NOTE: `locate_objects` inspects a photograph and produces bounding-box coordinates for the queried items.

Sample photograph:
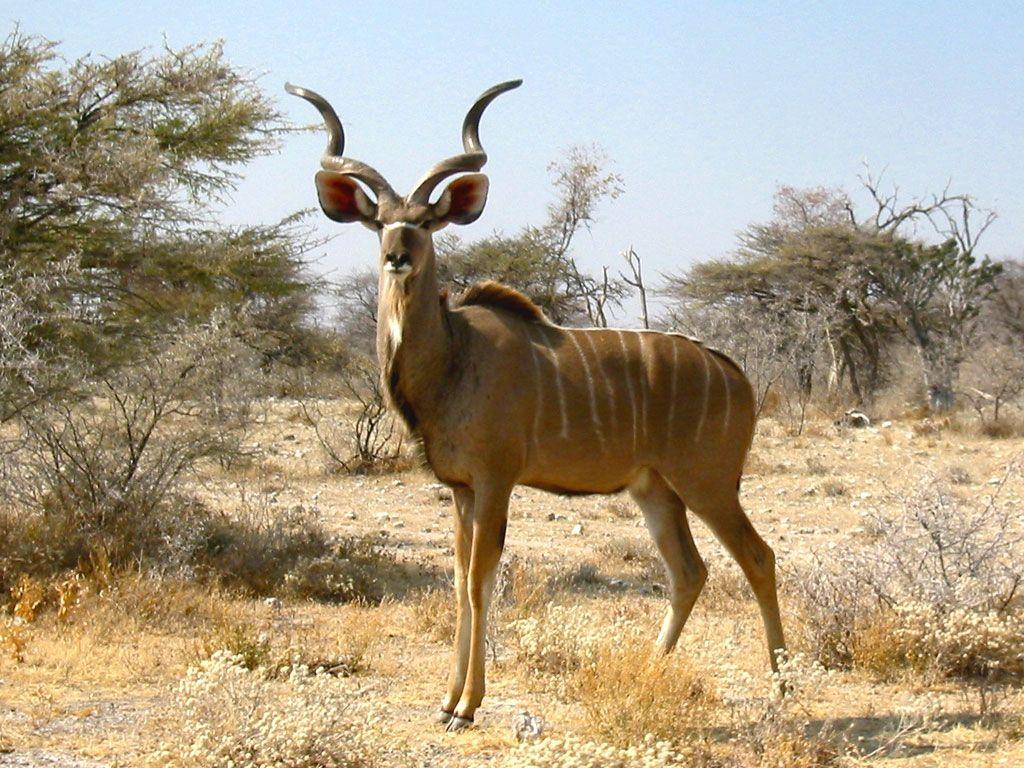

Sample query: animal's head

[286,80,521,286]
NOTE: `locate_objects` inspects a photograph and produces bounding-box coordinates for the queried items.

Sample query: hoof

[446,715,474,732]
[436,709,454,725]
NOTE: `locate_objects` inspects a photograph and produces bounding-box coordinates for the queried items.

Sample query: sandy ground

[1,405,1022,766]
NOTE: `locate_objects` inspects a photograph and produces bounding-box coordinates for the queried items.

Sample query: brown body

[288,79,786,729]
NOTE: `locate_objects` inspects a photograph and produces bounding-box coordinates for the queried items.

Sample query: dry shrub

[794,474,1024,685]
[411,558,556,649]
[152,650,382,767]
[198,605,384,678]
[701,560,751,607]
[572,641,715,747]
[508,602,611,678]
[205,516,417,603]
[605,499,633,519]
[724,652,837,768]
[0,323,260,590]
[502,734,693,768]
[298,355,409,475]
[0,618,28,662]
[496,556,560,622]
[978,417,1024,439]
[1,487,415,622]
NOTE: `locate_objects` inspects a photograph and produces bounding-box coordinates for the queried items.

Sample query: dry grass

[408,587,458,644]
[151,651,384,767]
[597,537,661,583]
[570,641,715,747]
[3,407,1024,766]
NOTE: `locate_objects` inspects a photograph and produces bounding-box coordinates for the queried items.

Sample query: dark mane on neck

[455,281,550,324]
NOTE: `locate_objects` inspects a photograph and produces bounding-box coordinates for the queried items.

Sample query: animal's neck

[377,263,453,430]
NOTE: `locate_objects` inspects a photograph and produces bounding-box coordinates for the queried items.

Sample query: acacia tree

[869,238,1000,410]
[664,187,895,406]
[0,30,316,417]
[437,144,627,324]
[665,180,1000,411]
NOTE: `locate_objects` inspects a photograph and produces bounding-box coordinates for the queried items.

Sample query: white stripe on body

[582,331,616,434]
[527,333,544,453]
[616,330,640,452]
[636,332,651,447]
[666,338,679,450]
[694,347,711,443]
[566,330,607,451]
[538,327,569,439]
[709,352,731,438]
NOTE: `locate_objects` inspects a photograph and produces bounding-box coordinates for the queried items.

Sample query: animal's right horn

[285,83,399,203]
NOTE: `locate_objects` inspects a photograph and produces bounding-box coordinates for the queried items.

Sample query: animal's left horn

[408,79,522,205]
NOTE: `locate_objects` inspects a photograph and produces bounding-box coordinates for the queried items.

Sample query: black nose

[385,251,410,268]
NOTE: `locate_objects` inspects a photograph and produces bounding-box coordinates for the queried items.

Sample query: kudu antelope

[287,79,785,729]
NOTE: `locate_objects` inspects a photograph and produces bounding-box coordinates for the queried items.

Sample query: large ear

[314,171,377,223]
[434,173,489,225]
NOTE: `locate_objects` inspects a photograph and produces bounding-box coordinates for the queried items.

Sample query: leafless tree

[619,247,649,329]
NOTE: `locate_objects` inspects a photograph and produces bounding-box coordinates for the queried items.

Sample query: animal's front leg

[439,486,473,724]
[447,480,511,731]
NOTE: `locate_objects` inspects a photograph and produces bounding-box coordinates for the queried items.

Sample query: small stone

[570,524,584,536]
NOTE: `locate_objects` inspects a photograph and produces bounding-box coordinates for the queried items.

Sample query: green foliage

[0,30,319,412]
[437,144,626,324]
[666,183,1003,410]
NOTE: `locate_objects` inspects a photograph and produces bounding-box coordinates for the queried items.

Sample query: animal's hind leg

[629,469,707,653]
[687,488,786,671]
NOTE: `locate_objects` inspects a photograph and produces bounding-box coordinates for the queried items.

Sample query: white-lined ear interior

[315,171,377,223]
[434,173,489,225]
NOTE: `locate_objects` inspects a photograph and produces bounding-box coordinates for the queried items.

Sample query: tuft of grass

[822,480,847,498]
[979,418,1024,439]
[597,537,662,583]
[946,464,974,486]
[571,642,715,747]
[605,499,633,520]
[804,456,829,476]
[408,588,457,644]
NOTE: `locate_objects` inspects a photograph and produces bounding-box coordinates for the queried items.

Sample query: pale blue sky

[7,2,1023,318]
